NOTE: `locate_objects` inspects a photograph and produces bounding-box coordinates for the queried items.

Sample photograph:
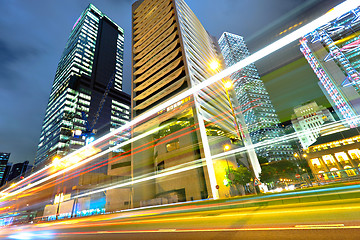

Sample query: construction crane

[78,72,116,144]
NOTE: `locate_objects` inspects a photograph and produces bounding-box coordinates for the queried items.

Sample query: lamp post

[294,152,313,185]
[212,60,260,194]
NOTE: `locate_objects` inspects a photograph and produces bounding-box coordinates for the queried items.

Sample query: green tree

[225,165,252,195]
[260,165,278,183]
[274,160,298,180]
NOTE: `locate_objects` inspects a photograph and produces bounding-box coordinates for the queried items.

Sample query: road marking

[158,229,176,232]
[51,225,360,236]
[295,224,345,229]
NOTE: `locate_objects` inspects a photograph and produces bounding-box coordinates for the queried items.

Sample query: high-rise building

[0,163,12,187]
[300,7,360,127]
[130,0,260,204]
[218,32,294,162]
[7,161,30,182]
[0,153,10,186]
[291,101,336,149]
[35,4,130,166]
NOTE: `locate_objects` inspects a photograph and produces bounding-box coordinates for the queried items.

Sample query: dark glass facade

[35,4,130,166]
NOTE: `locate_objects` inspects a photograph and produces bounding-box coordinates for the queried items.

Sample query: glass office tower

[130,0,261,205]
[0,153,10,186]
[219,32,294,162]
[300,7,360,127]
[35,4,130,166]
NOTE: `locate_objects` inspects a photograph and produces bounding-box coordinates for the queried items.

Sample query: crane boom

[89,72,116,131]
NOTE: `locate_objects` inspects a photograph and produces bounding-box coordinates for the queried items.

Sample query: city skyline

[1,0,338,164]
[1,0,360,236]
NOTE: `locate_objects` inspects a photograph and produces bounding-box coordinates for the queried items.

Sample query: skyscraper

[218,32,294,162]
[291,101,336,149]
[35,4,130,166]
[7,161,30,182]
[0,153,10,186]
[300,7,360,127]
[130,0,260,204]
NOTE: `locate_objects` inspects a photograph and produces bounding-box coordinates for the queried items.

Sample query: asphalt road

[3,195,360,240]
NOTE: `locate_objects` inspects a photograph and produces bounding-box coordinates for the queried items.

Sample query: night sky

[0,0,342,164]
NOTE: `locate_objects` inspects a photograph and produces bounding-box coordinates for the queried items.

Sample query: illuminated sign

[157,96,191,115]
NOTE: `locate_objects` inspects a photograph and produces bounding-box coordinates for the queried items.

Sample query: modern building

[300,7,360,127]
[292,101,336,149]
[0,164,12,187]
[0,153,10,187]
[7,161,30,182]
[35,4,130,166]
[218,32,294,162]
[305,127,360,181]
[129,0,261,205]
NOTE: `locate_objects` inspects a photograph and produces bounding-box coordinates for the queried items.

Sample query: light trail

[74,115,360,200]
[0,125,165,201]
[0,0,359,202]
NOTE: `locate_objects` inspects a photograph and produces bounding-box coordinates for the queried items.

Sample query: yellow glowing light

[223,144,231,151]
[224,81,233,89]
[209,60,220,71]
[303,154,307,158]
[294,153,299,157]
[52,156,61,165]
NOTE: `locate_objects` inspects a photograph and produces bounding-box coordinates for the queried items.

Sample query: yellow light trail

[0,0,359,202]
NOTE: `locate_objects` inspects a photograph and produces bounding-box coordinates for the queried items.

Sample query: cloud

[0,39,41,91]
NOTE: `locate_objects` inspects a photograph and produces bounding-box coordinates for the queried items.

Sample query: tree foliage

[260,165,277,183]
[226,165,252,186]
[260,160,299,183]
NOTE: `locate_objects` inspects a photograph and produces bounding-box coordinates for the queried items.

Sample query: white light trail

[1,0,359,200]
[73,116,360,200]
[0,125,164,200]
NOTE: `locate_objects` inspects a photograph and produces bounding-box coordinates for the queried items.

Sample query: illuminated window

[322,155,336,165]
[330,168,340,178]
[310,158,321,168]
[344,166,356,176]
[318,170,328,180]
[166,140,180,152]
[348,149,360,159]
[335,152,349,163]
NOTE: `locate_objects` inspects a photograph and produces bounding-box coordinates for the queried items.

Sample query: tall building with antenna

[35,4,130,166]
[219,32,294,162]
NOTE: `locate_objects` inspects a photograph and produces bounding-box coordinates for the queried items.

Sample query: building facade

[7,161,30,182]
[129,0,260,205]
[292,101,336,149]
[300,7,360,127]
[218,32,294,162]
[0,153,10,187]
[35,4,130,166]
[305,127,360,181]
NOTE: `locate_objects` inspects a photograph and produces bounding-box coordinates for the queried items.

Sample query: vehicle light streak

[0,0,358,202]
[0,126,164,201]
[2,100,237,199]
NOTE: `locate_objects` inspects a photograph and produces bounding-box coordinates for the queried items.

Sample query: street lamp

[223,144,231,152]
[224,81,233,90]
[209,60,220,71]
